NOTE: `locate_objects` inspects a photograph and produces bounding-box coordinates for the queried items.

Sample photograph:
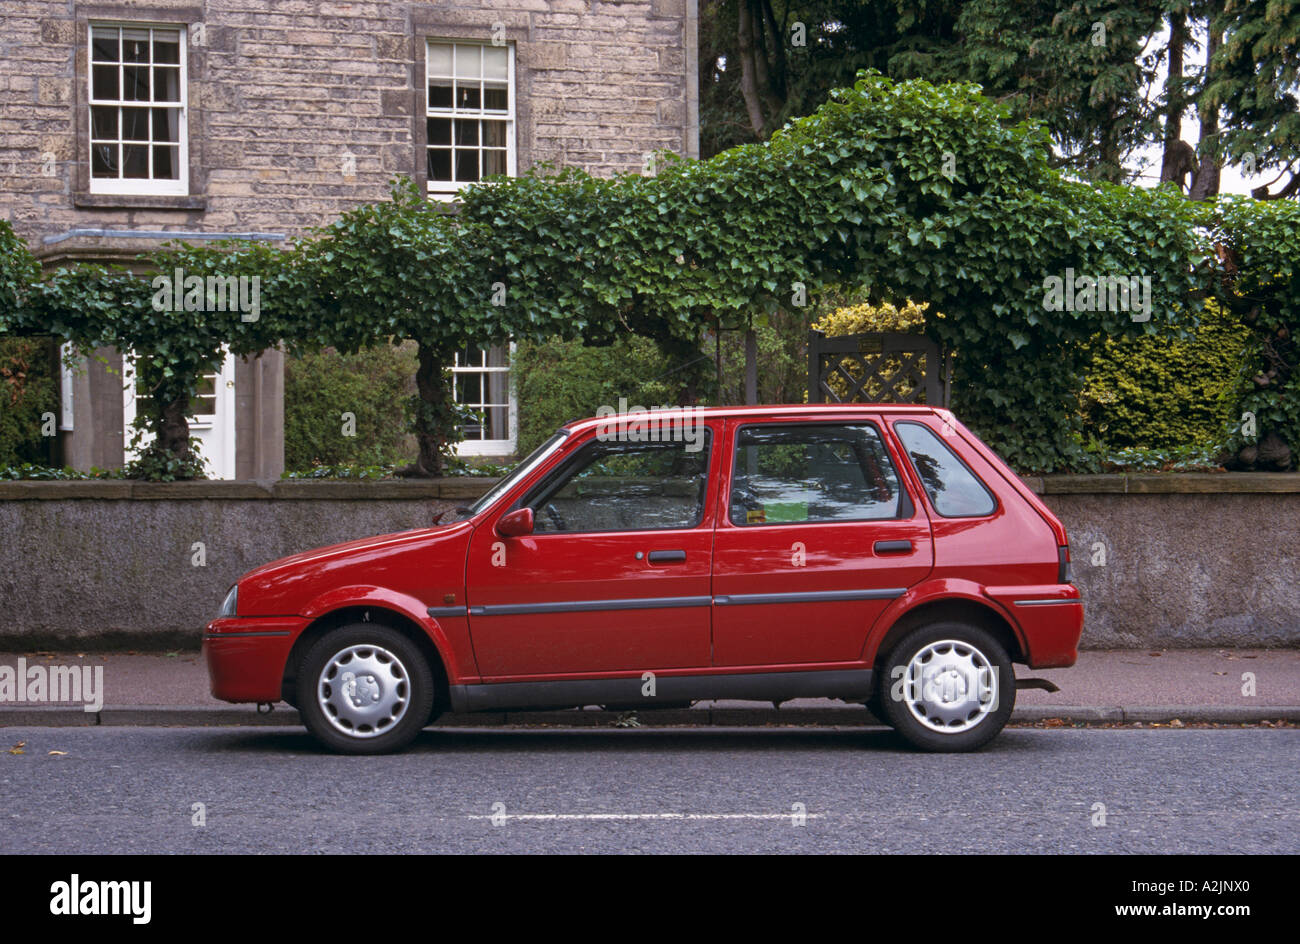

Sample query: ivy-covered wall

[3,73,1298,478]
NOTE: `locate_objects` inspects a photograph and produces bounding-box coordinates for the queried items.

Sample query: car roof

[563,403,944,436]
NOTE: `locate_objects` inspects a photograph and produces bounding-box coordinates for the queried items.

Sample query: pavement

[1,648,1297,727]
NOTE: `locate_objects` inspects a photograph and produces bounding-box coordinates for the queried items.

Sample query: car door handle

[874,540,913,554]
[647,550,687,563]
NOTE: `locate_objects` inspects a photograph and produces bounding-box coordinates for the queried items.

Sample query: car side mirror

[496,507,534,538]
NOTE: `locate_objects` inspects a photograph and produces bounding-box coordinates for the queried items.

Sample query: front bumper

[203,616,307,703]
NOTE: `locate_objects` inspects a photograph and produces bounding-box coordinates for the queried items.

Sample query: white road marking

[468,812,824,821]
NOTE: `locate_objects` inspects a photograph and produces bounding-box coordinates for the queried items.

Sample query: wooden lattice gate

[807,330,950,406]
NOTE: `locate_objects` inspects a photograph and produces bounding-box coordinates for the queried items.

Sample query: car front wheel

[298,624,435,755]
[879,622,1015,752]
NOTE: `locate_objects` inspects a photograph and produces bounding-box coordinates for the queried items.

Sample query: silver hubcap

[901,639,999,733]
[317,644,410,738]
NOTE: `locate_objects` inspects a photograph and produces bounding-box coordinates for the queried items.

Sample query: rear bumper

[984,584,1083,669]
[203,616,306,703]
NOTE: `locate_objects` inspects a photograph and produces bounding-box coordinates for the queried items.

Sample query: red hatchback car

[205,405,1082,754]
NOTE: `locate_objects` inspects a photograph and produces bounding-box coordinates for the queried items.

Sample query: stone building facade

[0,0,700,476]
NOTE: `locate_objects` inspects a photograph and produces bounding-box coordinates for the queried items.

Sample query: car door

[465,425,720,679]
[711,416,934,668]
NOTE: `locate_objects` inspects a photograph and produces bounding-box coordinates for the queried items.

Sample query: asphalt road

[1,726,1296,854]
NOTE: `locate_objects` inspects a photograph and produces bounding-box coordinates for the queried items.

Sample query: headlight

[218,585,238,618]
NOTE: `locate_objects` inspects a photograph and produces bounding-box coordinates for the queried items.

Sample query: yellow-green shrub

[1078,301,1248,449]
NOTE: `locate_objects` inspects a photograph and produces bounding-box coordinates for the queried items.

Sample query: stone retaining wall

[1,474,1296,649]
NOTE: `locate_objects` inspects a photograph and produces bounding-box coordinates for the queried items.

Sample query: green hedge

[283,344,417,471]
[513,336,681,456]
[1079,302,1249,450]
[0,338,58,467]
[1216,197,1300,470]
[5,72,1300,476]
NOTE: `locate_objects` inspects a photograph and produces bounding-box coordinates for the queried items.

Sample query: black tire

[878,621,1015,752]
[297,624,435,755]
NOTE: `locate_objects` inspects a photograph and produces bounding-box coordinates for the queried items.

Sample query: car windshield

[441,431,569,522]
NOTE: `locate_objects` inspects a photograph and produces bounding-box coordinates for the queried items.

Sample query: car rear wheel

[298,624,434,755]
[878,622,1015,752]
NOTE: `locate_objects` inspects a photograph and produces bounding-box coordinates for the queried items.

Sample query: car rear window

[729,423,905,525]
[894,421,997,518]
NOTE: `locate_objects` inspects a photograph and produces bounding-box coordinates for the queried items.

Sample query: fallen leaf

[1169,719,1184,728]
[48,750,67,756]
[6,741,26,755]
[1148,651,1162,657]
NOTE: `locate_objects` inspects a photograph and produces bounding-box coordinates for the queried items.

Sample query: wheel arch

[281,605,452,712]
[866,596,1025,670]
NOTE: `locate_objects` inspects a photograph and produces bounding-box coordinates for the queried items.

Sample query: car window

[455,431,567,520]
[729,423,903,525]
[894,421,997,517]
[525,433,712,533]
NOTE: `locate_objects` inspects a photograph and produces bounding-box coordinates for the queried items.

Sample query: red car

[205,405,1082,754]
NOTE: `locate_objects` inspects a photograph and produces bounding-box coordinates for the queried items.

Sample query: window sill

[457,441,517,457]
[74,192,207,211]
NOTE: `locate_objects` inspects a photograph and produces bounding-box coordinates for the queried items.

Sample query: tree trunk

[1188,26,1222,201]
[744,327,758,404]
[1098,112,1124,183]
[1251,171,1300,200]
[657,332,708,405]
[736,0,768,137]
[760,0,787,101]
[1159,11,1187,184]
[409,340,452,478]
[713,320,724,400]
[155,393,192,461]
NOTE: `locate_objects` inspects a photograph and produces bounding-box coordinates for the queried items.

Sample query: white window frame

[424,39,516,200]
[87,21,189,196]
[452,343,517,457]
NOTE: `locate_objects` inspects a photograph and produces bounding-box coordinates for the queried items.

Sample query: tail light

[1058,546,1072,584]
